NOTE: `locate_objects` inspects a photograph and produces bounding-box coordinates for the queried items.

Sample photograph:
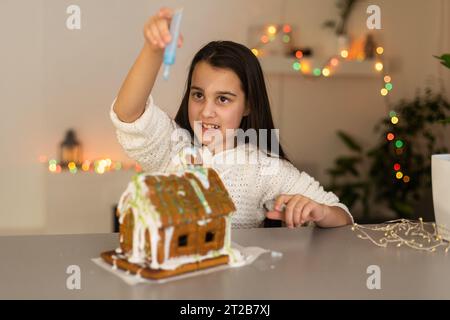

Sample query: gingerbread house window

[205,231,215,243]
[178,234,188,247]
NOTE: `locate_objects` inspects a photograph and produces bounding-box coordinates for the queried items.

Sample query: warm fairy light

[357,53,365,61]
[389,111,397,117]
[260,35,269,44]
[282,35,290,43]
[396,171,404,179]
[403,176,410,183]
[394,163,401,171]
[300,61,311,73]
[395,140,404,148]
[56,165,62,173]
[391,116,399,124]
[351,219,450,252]
[68,162,76,170]
[282,24,292,33]
[295,50,303,59]
[381,88,388,96]
[313,68,321,76]
[251,48,259,56]
[340,50,349,58]
[82,161,90,171]
[115,162,122,171]
[49,163,57,172]
[384,75,392,83]
[322,68,331,77]
[330,58,339,67]
[385,83,393,91]
[292,62,301,71]
[387,133,395,141]
[376,47,384,55]
[375,62,384,71]
[267,25,277,35]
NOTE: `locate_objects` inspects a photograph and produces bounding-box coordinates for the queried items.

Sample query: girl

[111,7,353,229]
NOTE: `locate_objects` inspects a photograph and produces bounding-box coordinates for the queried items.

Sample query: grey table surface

[1,226,449,299]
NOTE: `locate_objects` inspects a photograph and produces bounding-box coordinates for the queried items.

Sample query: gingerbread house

[101,166,236,279]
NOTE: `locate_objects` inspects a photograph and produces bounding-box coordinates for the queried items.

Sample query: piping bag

[163,8,183,80]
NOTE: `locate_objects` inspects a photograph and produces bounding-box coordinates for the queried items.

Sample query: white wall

[1,0,449,233]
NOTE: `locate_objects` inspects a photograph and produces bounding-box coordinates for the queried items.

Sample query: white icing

[197,218,212,226]
[164,226,174,261]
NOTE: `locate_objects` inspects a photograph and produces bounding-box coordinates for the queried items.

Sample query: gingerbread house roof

[140,167,235,227]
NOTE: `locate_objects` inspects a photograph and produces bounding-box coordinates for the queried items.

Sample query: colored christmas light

[251,48,259,56]
[394,163,401,171]
[385,83,393,91]
[292,62,301,71]
[381,88,388,96]
[282,35,290,43]
[387,133,395,141]
[391,116,399,124]
[282,24,292,33]
[375,62,384,71]
[267,25,277,35]
[340,50,349,58]
[295,50,303,59]
[384,75,391,83]
[322,68,331,77]
[395,140,404,148]
[376,47,384,55]
[313,68,321,76]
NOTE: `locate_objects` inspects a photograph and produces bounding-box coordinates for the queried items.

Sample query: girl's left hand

[266,194,327,228]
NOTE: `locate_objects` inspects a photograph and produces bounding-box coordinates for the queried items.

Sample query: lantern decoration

[60,129,82,166]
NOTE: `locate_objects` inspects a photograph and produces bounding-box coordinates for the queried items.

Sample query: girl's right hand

[143,7,184,51]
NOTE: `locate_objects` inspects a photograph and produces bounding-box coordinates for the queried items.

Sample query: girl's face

[188,61,249,151]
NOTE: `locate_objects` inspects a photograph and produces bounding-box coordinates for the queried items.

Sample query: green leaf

[434,54,450,69]
[438,117,450,124]
[391,201,414,218]
[337,131,362,152]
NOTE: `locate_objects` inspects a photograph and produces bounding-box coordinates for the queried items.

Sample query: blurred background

[1,0,449,235]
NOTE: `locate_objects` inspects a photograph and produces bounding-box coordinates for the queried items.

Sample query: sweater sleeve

[110,94,191,173]
[259,156,353,223]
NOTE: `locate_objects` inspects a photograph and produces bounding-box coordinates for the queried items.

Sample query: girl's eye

[192,92,203,100]
[218,96,230,104]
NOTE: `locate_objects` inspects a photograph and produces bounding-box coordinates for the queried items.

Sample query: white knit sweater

[110,95,352,229]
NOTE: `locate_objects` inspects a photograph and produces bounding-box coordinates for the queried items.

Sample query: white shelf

[259,56,380,77]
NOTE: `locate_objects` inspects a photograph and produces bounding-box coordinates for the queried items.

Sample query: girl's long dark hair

[174,40,289,161]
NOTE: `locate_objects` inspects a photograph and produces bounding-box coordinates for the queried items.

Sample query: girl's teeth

[203,124,219,129]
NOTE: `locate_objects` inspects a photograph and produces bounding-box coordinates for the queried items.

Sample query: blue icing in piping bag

[163,8,183,80]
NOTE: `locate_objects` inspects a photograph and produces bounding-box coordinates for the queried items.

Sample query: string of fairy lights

[251,24,406,184]
[40,156,142,175]
[352,218,450,252]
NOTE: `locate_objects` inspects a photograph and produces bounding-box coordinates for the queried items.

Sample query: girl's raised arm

[113,7,183,123]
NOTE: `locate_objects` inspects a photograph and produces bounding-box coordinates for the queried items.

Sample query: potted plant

[323,0,359,54]
[432,53,450,240]
[327,89,450,224]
